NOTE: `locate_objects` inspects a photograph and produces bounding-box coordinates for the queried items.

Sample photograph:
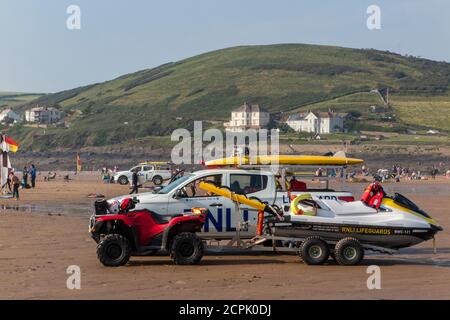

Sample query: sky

[1,0,449,93]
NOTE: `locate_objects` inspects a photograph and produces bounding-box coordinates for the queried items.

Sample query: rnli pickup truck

[113,162,172,186]
[104,168,355,239]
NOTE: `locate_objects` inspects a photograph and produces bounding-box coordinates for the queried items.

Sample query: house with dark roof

[286,110,344,134]
[224,102,270,132]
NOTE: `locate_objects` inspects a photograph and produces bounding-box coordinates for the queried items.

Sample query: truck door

[224,173,271,236]
[134,166,146,185]
[167,174,225,234]
[142,165,154,182]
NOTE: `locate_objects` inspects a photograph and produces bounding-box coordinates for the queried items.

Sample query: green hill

[6,43,450,150]
[0,92,43,109]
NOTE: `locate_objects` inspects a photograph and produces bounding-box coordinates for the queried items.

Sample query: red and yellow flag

[2,136,19,153]
[76,153,82,172]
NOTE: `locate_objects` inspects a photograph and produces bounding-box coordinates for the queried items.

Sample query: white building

[224,102,270,132]
[25,106,64,124]
[286,111,344,134]
[0,108,22,123]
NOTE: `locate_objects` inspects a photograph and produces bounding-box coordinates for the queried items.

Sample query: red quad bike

[89,198,206,267]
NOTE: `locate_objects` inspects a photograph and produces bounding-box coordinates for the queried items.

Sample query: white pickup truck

[113,162,172,186]
[107,168,356,239]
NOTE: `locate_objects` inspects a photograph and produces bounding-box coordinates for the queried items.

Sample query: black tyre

[170,232,203,265]
[299,236,330,265]
[97,234,131,267]
[334,237,364,266]
[118,176,128,185]
[152,175,163,185]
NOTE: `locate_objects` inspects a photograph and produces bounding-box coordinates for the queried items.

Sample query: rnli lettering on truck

[184,208,250,232]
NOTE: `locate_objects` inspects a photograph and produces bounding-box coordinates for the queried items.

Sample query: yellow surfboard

[204,155,364,167]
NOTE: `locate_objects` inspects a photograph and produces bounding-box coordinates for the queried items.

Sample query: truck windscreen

[157,174,193,194]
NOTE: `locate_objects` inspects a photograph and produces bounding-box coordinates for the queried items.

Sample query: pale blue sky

[1,0,449,93]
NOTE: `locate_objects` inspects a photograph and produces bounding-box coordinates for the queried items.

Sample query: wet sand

[0,173,449,299]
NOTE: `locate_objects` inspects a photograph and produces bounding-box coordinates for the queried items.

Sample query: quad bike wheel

[334,237,364,266]
[97,234,131,267]
[170,232,204,265]
[299,236,330,265]
[118,176,128,185]
[152,175,163,185]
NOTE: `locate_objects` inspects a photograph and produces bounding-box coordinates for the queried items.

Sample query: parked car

[113,162,172,185]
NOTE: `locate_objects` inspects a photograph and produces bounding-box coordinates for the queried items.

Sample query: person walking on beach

[6,172,13,193]
[11,172,20,200]
[30,164,37,188]
[129,169,139,194]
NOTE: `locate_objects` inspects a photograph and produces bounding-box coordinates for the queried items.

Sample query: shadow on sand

[127,258,286,267]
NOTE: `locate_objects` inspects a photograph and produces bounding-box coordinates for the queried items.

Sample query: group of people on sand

[101,167,118,184]
[6,164,37,200]
[351,163,449,183]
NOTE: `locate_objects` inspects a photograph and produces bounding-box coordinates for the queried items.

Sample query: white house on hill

[25,106,64,124]
[0,108,22,123]
[224,102,270,132]
[286,110,344,134]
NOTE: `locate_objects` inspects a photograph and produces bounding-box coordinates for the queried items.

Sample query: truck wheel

[334,237,364,266]
[299,236,330,265]
[170,232,203,265]
[152,175,163,185]
[118,176,128,185]
[97,234,131,267]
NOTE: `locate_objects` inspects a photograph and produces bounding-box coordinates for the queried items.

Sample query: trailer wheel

[334,237,364,266]
[299,236,330,265]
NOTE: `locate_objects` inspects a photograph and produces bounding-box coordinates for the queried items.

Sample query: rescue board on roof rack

[204,154,364,167]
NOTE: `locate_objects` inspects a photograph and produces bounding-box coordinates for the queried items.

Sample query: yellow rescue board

[205,155,364,167]
[139,161,172,165]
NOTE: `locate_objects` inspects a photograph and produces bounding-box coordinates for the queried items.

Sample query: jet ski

[269,181,442,264]
[198,181,443,266]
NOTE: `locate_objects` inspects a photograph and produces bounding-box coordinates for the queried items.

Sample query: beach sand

[0,173,449,299]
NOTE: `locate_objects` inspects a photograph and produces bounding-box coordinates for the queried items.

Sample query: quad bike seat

[150,211,183,224]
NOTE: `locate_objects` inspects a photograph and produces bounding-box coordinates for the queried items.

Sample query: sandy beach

[0,172,449,299]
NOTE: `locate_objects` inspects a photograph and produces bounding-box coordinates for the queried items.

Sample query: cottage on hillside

[224,102,270,132]
[286,110,345,134]
[25,106,64,124]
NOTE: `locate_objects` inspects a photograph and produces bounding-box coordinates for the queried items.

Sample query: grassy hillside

[0,92,43,109]
[7,44,450,150]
